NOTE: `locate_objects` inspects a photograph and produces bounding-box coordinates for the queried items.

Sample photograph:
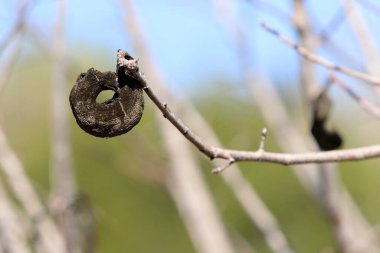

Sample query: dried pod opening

[96,90,118,104]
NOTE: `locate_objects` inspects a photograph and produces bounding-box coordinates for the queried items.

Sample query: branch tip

[258,128,268,151]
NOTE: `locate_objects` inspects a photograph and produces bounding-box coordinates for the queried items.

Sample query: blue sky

[1,0,380,90]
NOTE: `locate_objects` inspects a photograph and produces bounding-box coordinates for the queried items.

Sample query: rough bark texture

[69,68,144,137]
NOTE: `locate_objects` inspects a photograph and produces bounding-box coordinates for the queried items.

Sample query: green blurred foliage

[0,56,379,253]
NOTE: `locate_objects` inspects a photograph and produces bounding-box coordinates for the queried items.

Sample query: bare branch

[330,73,380,119]
[261,22,380,86]
[118,53,380,166]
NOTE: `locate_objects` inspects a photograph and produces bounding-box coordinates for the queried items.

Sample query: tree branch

[117,51,380,167]
[330,73,380,120]
[261,22,380,86]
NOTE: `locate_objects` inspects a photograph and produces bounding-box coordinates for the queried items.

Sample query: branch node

[161,103,169,118]
[209,152,217,161]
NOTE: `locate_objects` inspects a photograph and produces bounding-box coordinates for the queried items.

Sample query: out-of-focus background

[1,0,380,252]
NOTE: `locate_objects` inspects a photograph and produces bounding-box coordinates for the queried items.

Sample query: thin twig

[261,22,380,86]
[212,158,235,174]
[329,73,380,119]
[249,0,359,68]
[118,54,380,166]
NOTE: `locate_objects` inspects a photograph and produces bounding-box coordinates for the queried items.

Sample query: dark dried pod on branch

[311,92,342,151]
[69,68,144,137]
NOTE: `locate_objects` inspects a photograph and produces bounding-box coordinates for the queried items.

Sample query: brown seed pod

[69,68,144,137]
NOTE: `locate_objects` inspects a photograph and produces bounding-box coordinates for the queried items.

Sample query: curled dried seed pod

[311,92,342,151]
[69,68,144,137]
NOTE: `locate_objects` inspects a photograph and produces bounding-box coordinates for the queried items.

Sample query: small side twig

[212,158,235,174]
[261,22,380,86]
[117,51,380,166]
[258,128,268,151]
